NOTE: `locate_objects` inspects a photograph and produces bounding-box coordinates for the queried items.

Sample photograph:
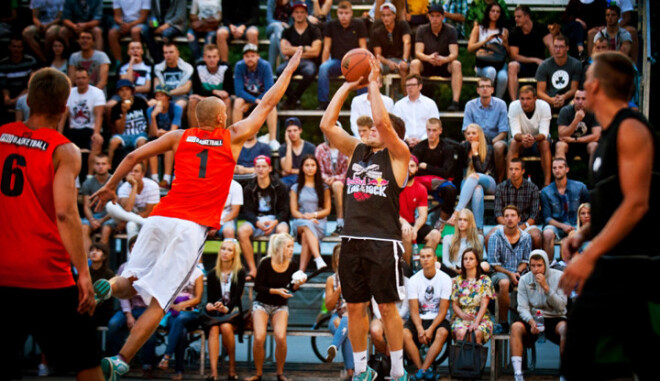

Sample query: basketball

[341,48,374,83]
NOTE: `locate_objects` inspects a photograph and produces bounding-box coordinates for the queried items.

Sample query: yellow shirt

[407,0,429,16]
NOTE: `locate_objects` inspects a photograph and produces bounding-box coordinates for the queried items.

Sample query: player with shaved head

[89,48,303,381]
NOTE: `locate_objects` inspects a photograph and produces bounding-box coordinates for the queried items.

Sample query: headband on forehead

[410,155,419,165]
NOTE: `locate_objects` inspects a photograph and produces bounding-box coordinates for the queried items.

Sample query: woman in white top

[467,2,509,98]
[442,209,488,277]
[49,37,69,73]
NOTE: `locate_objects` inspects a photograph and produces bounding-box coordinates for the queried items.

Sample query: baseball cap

[428,3,445,14]
[380,2,396,14]
[254,155,272,166]
[116,79,135,91]
[291,1,308,11]
[285,117,302,128]
[154,84,171,97]
[243,43,259,54]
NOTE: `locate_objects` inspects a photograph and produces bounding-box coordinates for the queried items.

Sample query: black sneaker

[447,101,461,111]
[331,225,343,236]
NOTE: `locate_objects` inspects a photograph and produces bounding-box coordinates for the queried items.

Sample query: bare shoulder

[618,118,654,152]
[53,142,81,170]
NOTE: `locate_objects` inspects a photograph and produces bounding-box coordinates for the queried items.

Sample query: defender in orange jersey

[0,68,104,380]
[89,48,303,380]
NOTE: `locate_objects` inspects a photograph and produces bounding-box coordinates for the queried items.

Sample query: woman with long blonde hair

[448,123,496,230]
[204,239,246,381]
[248,233,305,381]
[442,209,486,277]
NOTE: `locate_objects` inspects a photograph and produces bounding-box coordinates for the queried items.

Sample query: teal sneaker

[94,279,112,304]
[391,370,410,381]
[101,356,129,381]
[353,366,378,381]
[423,368,435,381]
[412,369,425,381]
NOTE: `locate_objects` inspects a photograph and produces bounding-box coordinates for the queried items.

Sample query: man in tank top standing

[320,58,411,381]
[89,48,303,381]
[559,52,659,380]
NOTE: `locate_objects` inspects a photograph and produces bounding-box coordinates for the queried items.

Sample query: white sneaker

[37,363,49,377]
[514,372,525,381]
[269,139,281,151]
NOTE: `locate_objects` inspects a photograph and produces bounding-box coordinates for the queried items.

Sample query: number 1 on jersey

[196,149,208,178]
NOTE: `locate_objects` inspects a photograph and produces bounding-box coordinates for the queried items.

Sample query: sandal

[244,375,261,381]
[277,375,292,381]
[157,356,170,370]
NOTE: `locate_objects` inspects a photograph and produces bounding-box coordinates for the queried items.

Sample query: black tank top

[342,144,403,240]
[590,108,659,256]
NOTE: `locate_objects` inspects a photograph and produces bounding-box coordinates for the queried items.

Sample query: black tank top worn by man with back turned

[342,143,404,241]
[590,108,659,257]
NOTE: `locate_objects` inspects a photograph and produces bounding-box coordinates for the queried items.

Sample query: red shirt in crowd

[398,179,428,224]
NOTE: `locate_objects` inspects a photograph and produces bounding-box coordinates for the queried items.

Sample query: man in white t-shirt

[507,85,552,186]
[209,180,243,239]
[403,247,452,381]
[392,74,440,147]
[105,162,160,241]
[108,0,150,63]
[349,75,394,137]
[59,66,106,175]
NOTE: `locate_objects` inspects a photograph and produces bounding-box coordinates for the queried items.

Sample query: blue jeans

[276,58,317,100]
[164,310,200,372]
[107,308,157,365]
[328,314,354,370]
[267,22,286,70]
[187,29,216,60]
[318,59,343,103]
[141,25,182,63]
[476,63,508,99]
[456,173,496,229]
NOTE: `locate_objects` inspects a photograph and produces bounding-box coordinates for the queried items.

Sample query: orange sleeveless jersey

[151,128,236,228]
[0,122,75,289]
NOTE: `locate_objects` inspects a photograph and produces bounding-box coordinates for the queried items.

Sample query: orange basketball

[341,48,374,83]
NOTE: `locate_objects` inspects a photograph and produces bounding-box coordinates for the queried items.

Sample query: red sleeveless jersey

[152,128,236,228]
[0,122,75,289]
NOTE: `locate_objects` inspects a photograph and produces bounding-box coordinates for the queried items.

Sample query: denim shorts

[252,301,288,317]
[112,132,148,149]
[543,224,575,240]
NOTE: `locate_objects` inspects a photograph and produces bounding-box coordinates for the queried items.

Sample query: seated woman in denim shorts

[249,233,307,381]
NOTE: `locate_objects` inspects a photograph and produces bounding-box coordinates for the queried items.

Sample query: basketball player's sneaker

[101,356,129,381]
[391,370,410,381]
[94,279,112,304]
[353,367,377,381]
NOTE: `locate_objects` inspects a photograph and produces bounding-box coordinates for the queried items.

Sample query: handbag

[475,43,507,71]
[448,331,489,379]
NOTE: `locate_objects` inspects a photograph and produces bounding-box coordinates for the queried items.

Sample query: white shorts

[121,216,207,310]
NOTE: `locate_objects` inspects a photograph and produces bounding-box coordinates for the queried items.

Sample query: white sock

[163,174,171,183]
[353,351,367,374]
[390,349,404,378]
[337,218,344,226]
[512,356,523,374]
[314,257,326,269]
[151,174,159,182]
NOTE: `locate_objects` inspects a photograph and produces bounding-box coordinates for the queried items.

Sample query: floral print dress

[450,274,494,342]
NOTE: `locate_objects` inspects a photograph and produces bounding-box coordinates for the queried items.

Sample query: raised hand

[284,46,303,74]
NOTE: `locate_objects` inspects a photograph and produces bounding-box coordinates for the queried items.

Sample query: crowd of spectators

[1,0,640,379]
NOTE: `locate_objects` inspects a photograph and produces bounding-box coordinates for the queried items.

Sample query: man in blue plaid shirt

[487,204,532,333]
[443,0,469,38]
[490,158,542,250]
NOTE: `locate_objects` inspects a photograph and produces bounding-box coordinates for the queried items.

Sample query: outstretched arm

[368,57,410,186]
[319,80,363,158]
[90,130,183,210]
[230,48,302,147]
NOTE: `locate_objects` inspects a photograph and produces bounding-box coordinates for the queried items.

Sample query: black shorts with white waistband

[338,237,405,304]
